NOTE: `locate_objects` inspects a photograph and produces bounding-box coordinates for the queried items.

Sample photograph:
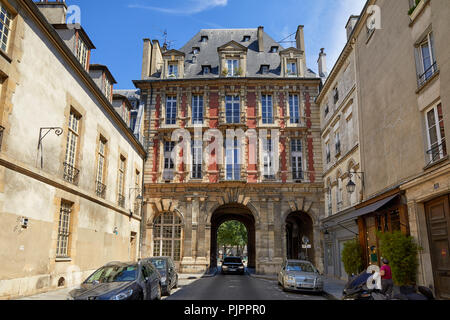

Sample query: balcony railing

[96,181,106,198]
[118,194,125,208]
[292,171,305,182]
[426,141,447,166]
[0,125,4,151]
[63,162,80,185]
[418,62,438,88]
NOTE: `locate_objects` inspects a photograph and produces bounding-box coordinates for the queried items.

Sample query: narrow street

[165,274,329,301]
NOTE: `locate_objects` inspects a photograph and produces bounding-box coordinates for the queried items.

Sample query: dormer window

[192,47,200,54]
[200,36,208,43]
[76,36,89,70]
[261,65,270,75]
[168,62,178,78]
[270,46,279,53]
[243,35,251,42]
[202,65,211,75]
[287,60,297,76]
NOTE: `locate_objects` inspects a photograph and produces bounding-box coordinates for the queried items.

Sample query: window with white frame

[191,140,202,179]
[417,32,437,87]
[96,137,107,198]
[425,103,447,163]
[118,155,126,208]
[76,35,89,70]
[263,138,275,179]
[64,111,81,184]
[335,131,341,156]
[153,212,182,262]
[103,78,112,102]
[327,187,333,216]
[261,94,274,124]
[56,200,73,258]
[287,60,297,76]
[291,139,303,180]
[325,141,331,164]
[289,94,300,124]
[336,177,343,212]
[168,62,178,78]
[227,59,240,76]
[192,95,204,124]
[226,138,240,181]
[163,141,175,180]
[0,4,12,52]
[225,95,240,124]
[166,96,177,125]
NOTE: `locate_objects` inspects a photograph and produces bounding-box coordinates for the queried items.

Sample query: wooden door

[425,195,450,299]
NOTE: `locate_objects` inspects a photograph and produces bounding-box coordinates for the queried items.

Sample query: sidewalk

[249,273,346,300]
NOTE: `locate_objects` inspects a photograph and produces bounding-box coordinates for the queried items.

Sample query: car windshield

[286,262,317,273]
[85,265,138,283]
[224,258,242,264]
[150,259,167,270]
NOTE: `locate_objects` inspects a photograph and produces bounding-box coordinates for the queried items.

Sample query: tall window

[263,138,275,179]
[168,63,178,78]
[64,111,81,184]
[56,201,73,258]
[192,141,202,179]
[226,95,240,124]
[327,187,333,216]
[103,79,112,102]
[291,139,303,180]
[336,177,343,212]
[226,138,240,181]
[166,96,177,125]
[153,212,182,262]
[118,156,126,208]
[227,59,240,76]
[261,95,274,124]
[96,137,107,198]
[134,170,141,216]
[335,131,341,155]
[325,142,331,164]
[426,103,447,163]
[287,61,297,76]
[0,4,12,52]
[289,94,300,124]
[192,95,204,124]
[418,32,437,87]
[163,141,175,181]
[76,36,88,70]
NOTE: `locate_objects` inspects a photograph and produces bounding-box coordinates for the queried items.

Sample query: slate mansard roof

[148,28,317,80]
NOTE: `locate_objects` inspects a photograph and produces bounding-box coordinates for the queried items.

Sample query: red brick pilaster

[246,90,257,183]
[208,91,219,183]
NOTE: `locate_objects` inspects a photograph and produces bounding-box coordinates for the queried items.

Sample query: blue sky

[68,0,366,89]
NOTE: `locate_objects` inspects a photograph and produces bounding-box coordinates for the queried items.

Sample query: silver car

[278,260,324,293]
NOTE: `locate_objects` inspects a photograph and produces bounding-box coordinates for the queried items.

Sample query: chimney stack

[35,0,68,24]
[318,48,327,80]
[257,26,264,52]
[141,39,152,79]
[295,25,305,52]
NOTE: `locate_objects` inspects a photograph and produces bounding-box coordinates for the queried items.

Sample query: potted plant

[341,238,364,280]
[377,231,421,290]
[235,67,243,76]
[222,68,229,77]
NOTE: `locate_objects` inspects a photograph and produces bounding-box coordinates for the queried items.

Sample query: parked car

[145,257,178,296]
[68,261,162,300]
[221,257,246,275]
[278,260,324,293]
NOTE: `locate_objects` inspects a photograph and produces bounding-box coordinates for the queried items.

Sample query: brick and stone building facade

[134,27,325,274]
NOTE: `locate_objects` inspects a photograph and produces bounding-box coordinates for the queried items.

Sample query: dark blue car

[68,261,162,300]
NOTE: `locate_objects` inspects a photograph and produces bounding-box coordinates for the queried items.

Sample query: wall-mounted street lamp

[346,171,365,195]
[37,127,64,169]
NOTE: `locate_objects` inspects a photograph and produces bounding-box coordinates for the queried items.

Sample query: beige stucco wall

[0,0,144,299]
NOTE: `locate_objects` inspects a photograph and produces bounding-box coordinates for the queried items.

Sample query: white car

[278,260,324,293]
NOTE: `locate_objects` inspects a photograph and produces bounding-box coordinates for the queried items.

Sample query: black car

[68,261,162,300]
[145,257,178,296]
[221,257,245,275]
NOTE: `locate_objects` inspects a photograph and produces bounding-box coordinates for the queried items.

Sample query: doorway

[285,211,314,264]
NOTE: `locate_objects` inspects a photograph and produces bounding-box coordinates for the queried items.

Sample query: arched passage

[210,204,256,269]
[285,211,314,264]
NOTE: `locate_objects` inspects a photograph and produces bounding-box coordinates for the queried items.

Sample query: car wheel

[163,285,171,296]
[173,276,178,289]
[282,280,288,292]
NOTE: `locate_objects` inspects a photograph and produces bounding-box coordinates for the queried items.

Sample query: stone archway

[285,211,315,264]
[210,203,256,269]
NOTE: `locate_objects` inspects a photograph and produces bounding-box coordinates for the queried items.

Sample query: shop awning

[328,194,399,226]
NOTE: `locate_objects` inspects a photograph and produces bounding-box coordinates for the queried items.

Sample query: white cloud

[129,0,228,15]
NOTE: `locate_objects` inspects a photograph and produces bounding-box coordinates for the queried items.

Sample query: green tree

[377,231,421,286]
[217,221,248,257]
[341,238,364,276]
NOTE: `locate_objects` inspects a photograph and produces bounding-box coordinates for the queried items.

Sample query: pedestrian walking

[380,258,394,298]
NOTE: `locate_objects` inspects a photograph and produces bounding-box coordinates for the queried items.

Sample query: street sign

[302,245,312,249]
